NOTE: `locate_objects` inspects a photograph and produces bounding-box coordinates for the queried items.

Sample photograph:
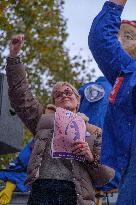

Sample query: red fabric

[121,20,136,29]
[109,76,124,104]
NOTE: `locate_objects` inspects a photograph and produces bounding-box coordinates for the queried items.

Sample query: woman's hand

[71,140,94,162]
[9,34,24,57]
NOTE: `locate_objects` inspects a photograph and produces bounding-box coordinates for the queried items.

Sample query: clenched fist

[9,34,24,58]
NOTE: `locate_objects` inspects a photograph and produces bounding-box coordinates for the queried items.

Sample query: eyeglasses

[54,89,74,99]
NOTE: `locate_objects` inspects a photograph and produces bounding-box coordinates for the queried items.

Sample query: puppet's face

[118,23,136,58]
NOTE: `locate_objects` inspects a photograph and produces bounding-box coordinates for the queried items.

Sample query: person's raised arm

[88,0,133,85]
[6,34,44,135]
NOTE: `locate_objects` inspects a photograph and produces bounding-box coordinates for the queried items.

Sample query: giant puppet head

[118,20,136,58]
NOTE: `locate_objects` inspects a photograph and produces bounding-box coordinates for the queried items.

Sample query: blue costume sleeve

[88,1,133,85]
[17,140,33,169]
[0,170,30,192]
[8,140,33,172]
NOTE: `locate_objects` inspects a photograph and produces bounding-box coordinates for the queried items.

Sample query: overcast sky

[63,0,136,78]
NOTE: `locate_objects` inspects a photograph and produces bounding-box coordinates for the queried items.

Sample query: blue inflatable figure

[78,76,121,192]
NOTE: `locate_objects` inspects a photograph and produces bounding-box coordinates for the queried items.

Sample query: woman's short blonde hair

[50,81,80,105]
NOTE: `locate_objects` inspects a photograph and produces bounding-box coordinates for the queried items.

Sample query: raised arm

[6,35,44,135]
[88,0,133,85]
